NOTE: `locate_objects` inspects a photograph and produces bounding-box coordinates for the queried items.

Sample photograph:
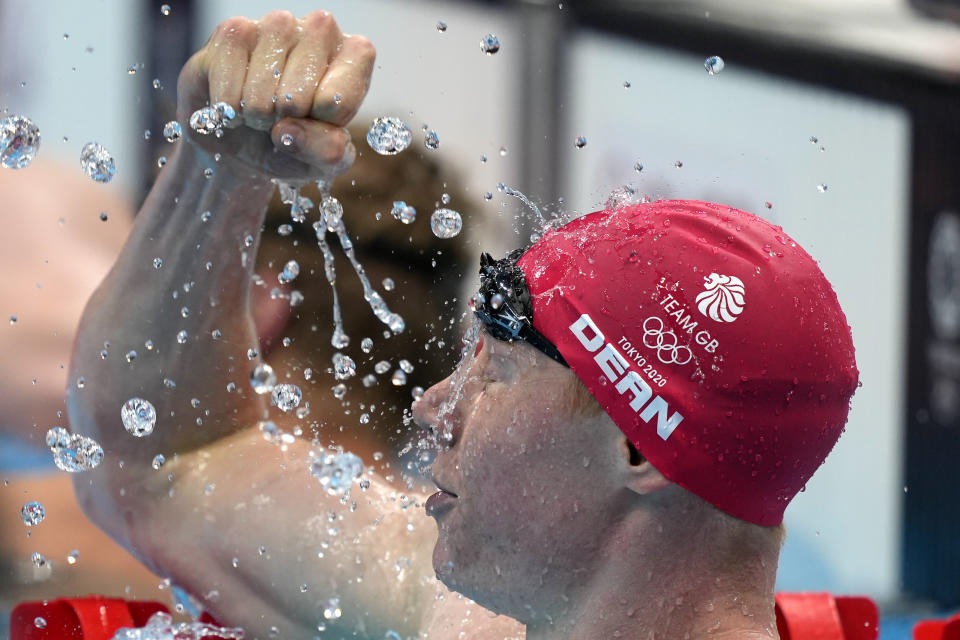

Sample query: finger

[177,18,256,122]
[271,118,355,172]
[241,10,299,131]
[207,17,257,120]
[310,34,376,127]
[275,10,341,121]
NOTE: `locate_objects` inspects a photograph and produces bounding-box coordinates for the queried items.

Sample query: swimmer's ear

[620,439,672,495]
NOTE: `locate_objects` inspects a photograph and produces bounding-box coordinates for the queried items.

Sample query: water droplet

[46,426,104,472]
[0,115,40,169]
[153,257,163,269]
[499,146,508,157]
[382,278,395,291]
[100,212,108,221]
[362,374,377,387]
[704,55,725,75]
[176,330,188,344]
[623,80,632,89]
[809,135,819,144]
[366,117,412,155]
[246,348,259,360]
[250,363,276,394]
[280,132,294,147]
[333,93,343,105]
[424,130,439,150]
[20,501,45,526]
[271,384,302,412]
[390,200,416,224]
[333,352,357,380]
[574,135,587,148]
[411,386,425,401]
[160,4,171,15]
[634,162,644,173]
[436,20,447,32]
[152,78,162,89]
[279,259,300,283]
[144,129,152,140]
[312,453,363,496]
[121,398,157,437]
[80,142,116,183]
[34,617,47,629]
[430,208,462,239]
[152,454,165,470]
[163,121,182,142]
[76,377,85,389]
[67,550,79,564]
[125,350,137,362]
[480,34,500,54]
[391,369,407,386]
[277,223,292,236]
[374,360,391,375]
[765,201,773,209]
[300,583,309,593]
[359,413,370,424]
[320,195,343,231]
[817,183,828,193]
[490,293,504,309]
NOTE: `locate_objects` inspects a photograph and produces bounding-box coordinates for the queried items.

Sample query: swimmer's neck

[522,515,781,640]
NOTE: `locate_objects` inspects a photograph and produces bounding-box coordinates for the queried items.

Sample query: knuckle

[350,35,376,62]
[303,9,337,32]
[216,16,255,42]
[260,10,297,33]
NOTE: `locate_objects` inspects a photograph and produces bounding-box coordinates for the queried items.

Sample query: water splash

[433,314,483,441]
[480,34,500,54]
[0,115,40,169]
[430,208,463,239]
[121,398,156,437]
[271,384,302,412]
[45,426,104,472]
[366,117,412,155]
[20,501,45,526]
[318,187,406,334]
[704,55,725,75]
[110,611,244,640]
[80,142,116,183]
[310,450,363,495]
[497,182,548,229]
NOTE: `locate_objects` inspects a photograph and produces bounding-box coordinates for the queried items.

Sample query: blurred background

[1,0,958,638]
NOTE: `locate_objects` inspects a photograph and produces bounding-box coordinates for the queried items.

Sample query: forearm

[67,142,275,533]
[141,428,437,639]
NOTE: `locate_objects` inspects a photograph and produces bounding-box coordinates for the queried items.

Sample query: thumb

[271,118,356,177]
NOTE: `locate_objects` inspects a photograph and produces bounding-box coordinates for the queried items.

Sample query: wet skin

[415,330,638,624]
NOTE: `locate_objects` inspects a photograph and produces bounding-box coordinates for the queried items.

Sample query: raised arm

[66,11,443,638]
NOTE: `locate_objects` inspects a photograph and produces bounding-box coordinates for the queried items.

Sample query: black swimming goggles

[471,250,569,368]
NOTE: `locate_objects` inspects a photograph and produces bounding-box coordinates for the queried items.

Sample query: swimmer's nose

[412,374,461,446]
[412,376,447,433]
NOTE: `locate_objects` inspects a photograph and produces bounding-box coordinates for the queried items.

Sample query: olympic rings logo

[642,317,694,366]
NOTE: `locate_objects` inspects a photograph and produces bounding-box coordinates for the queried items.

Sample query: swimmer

[69,11,857,639]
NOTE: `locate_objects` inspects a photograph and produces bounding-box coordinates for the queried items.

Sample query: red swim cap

[517,200,859,526]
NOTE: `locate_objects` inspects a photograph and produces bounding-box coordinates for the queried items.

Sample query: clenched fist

[177,10,375,181]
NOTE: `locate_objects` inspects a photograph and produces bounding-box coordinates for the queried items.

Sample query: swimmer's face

[413,329,634,622]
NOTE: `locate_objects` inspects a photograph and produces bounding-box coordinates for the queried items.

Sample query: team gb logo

[695,273,746,323]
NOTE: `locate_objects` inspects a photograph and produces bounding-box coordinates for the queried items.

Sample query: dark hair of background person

[254,125,476,462]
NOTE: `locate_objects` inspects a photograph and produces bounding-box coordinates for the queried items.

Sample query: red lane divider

[774,592,879,640]
[10,597,226,640]
[915,612,960,640]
